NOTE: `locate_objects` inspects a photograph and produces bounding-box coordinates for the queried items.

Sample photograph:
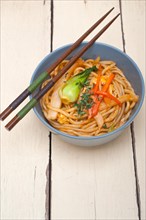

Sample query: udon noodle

[40,57,139,136]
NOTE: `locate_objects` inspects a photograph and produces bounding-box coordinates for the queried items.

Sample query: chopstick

[5,12,120,131]
[0,7,114,121]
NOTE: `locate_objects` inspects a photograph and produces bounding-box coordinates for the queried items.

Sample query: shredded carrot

[96,91,122,106]
[93,65,102,93]
[88,73,115,118]
[102,73,115,92]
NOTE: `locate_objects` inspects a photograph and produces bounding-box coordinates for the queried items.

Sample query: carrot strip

[93,65,102,93]
[88,72,115,118]
[102,73,115,92]
[96,91,122,106]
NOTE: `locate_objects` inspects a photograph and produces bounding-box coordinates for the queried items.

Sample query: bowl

[30,42,145,147]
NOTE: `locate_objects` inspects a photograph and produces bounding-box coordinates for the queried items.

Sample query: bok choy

[59,66,97,104]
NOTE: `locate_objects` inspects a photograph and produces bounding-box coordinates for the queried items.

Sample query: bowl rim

[31,42,145,140]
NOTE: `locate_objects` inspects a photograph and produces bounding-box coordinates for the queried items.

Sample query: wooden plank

[121,1,146,219]
[51,1,140,219]
[1,1,50,219]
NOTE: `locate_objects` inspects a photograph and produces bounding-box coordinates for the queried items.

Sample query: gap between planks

[45,133,52,220]
[119,1,141,220]
[45,0,53,220]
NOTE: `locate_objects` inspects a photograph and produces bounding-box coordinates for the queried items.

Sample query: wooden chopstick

[5,12,120,131]
[0,7,114,121]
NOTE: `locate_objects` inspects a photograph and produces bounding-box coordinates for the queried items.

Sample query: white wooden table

[0,1,145,220]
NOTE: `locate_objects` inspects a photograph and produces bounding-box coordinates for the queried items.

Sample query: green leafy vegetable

[59,66,97,104]
[102,123,107,129]
[74,86,94,116]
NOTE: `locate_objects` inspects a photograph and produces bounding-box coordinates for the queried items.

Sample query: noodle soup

[31,42,144,146]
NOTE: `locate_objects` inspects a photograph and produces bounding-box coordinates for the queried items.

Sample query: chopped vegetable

[94,112,104,129]
[88,96,101,119]
[74,87,94,116]
[88,73,115,118]
[96,91,122,106]
[57,113,68,124]
[100,76,107,85]
[102,73,115,92]
[46,77,64,120]
[59,66,97,104]
[119,94,139,103]
[102,123,107,129]
[93,65,102,93]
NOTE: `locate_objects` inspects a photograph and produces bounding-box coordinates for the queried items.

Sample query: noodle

[40,58,139,136]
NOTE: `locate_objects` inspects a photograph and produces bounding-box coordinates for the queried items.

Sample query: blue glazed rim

[31,42,145,140]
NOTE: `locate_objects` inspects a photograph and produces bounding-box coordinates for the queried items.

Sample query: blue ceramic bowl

[30,42,145,146]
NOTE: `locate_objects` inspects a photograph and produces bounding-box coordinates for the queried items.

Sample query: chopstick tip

[116,13,121,18]
[5,125,11,131]
[0,106,13,121]
[108,7,114,14]
[5,115,20,131]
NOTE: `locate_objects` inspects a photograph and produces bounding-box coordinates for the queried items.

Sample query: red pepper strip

[88,96,101,119]
[96,91,122,106]
[93,65,102,94]
[88,73,115,119]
